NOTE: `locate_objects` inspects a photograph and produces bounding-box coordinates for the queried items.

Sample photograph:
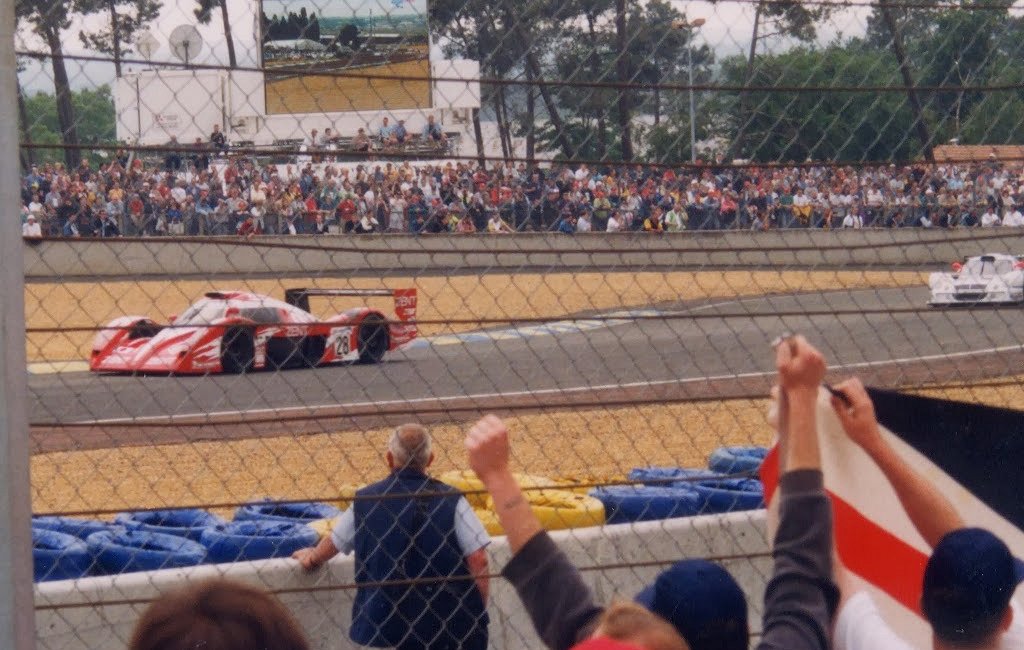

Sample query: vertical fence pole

[0,1,38,647]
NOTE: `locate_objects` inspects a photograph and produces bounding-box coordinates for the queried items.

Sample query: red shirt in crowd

[337,197,357,222]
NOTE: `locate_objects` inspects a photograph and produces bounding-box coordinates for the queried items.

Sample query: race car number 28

[335,334,351,356]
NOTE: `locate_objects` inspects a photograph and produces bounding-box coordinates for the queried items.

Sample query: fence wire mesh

[13,0,1024,647]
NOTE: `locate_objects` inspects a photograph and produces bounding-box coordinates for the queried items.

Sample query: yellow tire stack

[307,483,363,541]
[438,470,606,534]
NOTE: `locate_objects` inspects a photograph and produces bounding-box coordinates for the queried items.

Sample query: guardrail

[35,511,772,650]
[23,231,1024,281]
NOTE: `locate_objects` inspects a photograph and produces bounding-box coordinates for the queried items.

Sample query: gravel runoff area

[26,270,924,362]
[30,270,944,516]
[31,381,1023,518]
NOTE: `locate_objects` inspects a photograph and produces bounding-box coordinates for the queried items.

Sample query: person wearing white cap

[23,214,42,238]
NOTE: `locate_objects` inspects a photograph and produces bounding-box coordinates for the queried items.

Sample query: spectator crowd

[18,124,1024,237]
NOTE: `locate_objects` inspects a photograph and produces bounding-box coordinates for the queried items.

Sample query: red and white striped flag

[760,387,1024,645]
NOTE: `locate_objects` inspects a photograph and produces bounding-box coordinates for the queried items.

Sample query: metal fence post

[0,0,38,646]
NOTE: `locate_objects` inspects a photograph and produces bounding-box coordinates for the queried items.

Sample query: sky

[17,0,874,95]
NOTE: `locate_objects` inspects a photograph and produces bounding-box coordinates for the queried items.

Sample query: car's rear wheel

[357,315,390,364]
[221,328,255,374]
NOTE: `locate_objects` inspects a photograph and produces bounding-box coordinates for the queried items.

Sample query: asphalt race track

[29,285,1024,452]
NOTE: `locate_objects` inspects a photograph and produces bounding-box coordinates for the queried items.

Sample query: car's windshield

[176,299,225,326]
[962,258,1011,278]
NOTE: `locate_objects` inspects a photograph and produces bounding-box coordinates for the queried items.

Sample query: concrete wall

[23,231,1024,281]
[34,511,770,650]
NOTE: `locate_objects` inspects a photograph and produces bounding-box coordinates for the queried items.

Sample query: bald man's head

[387,424,433,471]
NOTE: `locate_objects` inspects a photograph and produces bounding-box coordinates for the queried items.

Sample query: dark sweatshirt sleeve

[501,531,603,650]
[757,469,840,650]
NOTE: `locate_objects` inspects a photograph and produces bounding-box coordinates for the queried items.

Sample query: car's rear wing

[284,288,418,322]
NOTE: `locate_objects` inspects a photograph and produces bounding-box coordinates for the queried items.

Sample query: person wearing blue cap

[464,335,839,650]
[828,378,1024,650]
[634,560,748,650]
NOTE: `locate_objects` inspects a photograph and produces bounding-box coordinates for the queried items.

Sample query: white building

[114,58,482,150]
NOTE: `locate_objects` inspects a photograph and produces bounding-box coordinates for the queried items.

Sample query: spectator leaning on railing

[293,423,490,650]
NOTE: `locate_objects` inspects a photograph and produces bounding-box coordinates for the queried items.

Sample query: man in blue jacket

[294,424,490,649]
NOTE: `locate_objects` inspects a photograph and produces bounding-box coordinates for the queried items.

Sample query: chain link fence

[12,0,1024,647]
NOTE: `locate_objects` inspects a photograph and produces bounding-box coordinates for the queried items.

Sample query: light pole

[672,18,705,163]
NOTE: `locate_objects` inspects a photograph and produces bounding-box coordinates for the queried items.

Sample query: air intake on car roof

[204,292,230,299]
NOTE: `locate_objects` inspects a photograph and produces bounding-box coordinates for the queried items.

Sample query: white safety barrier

[24,231,1024,281]
[35,510,770,650]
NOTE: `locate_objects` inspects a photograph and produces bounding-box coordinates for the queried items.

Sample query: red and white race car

[89,288,418,374]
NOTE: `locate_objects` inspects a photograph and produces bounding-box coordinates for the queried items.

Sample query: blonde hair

[593,602,690,650]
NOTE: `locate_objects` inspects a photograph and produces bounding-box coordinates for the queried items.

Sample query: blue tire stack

[591,446,769,524]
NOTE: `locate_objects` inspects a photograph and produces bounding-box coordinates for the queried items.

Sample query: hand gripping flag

[760,387,1024,646]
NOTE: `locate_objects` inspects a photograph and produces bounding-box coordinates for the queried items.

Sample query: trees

[19,0,158,169]
[23,86,115,167]
[195,0,236,68]
[77,0,161,77]
[17,0,81,167]
[430,0,580,162]
[725,0,838,160]
[530,0,708,161]
[861,0,1018,151]
[717,42,921,162]
[264,10,322,42]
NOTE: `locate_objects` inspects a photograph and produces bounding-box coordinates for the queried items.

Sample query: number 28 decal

[334,333,351,356]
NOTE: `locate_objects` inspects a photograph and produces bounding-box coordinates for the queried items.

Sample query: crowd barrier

[23,231,1024,281]
[34,510,771,650]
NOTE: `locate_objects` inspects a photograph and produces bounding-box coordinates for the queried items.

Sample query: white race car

[929,254,1024,306]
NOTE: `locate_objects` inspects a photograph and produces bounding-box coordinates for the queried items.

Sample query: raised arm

[465,415,541,553]
[758,335,839,650]
[829,377,964,549]
[465,415,601,650]
[775,336,824,472]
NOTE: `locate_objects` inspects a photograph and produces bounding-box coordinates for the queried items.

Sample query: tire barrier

[590,485,705,524]
[33,528,93,582]
[483,489,606,533]
[86,529,207,574]
[307,517,340,541]
[200,520,319,563]
[234,500,342,525]
[440,470,573,509]
[553,475,610,495]
[627,467,723,486]
[114,509,226,542]
[32,516,114,540]
[707,446,770,474]
[628,466,766,514]
[691,480,765,512]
